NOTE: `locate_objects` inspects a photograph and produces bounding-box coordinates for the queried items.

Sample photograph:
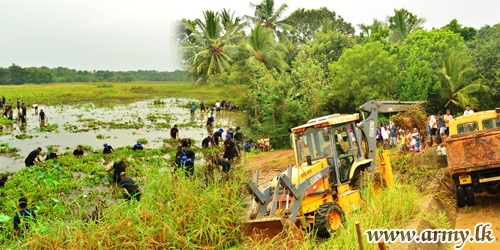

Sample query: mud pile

[391,102,428,141]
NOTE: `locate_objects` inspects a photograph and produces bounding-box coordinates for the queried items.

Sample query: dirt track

[246,149,295,184]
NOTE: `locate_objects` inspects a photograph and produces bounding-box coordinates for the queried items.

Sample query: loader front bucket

[243,217,303,243]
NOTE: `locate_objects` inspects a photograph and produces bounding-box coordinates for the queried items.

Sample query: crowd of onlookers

[377,105,475,155]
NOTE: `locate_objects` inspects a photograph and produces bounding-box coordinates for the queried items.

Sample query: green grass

[0,81,247,106]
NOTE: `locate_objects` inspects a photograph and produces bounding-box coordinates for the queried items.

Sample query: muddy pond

[0,98,242,173]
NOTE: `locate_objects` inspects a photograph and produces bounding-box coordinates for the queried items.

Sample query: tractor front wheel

[314,202,345,238]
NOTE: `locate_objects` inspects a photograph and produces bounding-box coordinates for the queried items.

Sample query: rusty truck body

[446,108,500,207]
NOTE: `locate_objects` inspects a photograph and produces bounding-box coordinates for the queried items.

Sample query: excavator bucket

[244,217,303,245]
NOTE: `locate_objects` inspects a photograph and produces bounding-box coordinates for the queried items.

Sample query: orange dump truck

[446,108,500,207]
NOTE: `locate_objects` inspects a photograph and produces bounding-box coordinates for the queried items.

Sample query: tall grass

[5,166,247,249]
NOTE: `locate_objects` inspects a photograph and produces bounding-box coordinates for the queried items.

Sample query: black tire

[456,186,466,208]
[465,185,476,206]
[314,202,345,238]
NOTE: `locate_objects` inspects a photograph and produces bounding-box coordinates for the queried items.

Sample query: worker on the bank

[39,109,48,121]
[212,128,224,146]
[106,157,127,183]
[190,102,196,114]
[202,136,212,148]
[221,158,231,173]
[173,145,185,170]
[16,112,26,123]
[119,172,141,201]
[183,147,195,166]
[200,100,206,112]
[222,134,240,161]
[45,148,58,161]
[181,138,192,148]
[16,98,20,110]
[180,156,194,177]
[13,197,37,238]
[25,147,42,167]
[0,176,7,188]
[170,124,179,139]
[73,146,84,156]
[103,143,114,154]
[233,104,239,112]
[227,127,235,138]
[132,142,143,151]
[206,116,214,126]
[7,109,13,121]
[221,99,226,111]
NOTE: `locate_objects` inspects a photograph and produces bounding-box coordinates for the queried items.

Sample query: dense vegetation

[0,65,190,84]
[176,0,499,146]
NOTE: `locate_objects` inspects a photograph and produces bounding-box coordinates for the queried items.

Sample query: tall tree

[237,21,289,73]
[8,64,26,85]
[328,42,398,112]
[441,19,477,42]
[246,0,296,47]
[185,10,244,80]
[388,8,426,45]
[285,7,354,43]
[468,24,500,107]
[439,51,489,113]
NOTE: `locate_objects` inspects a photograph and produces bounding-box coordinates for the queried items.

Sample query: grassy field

[0,81,247,106]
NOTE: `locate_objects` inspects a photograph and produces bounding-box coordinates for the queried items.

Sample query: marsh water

[0,98,242,173]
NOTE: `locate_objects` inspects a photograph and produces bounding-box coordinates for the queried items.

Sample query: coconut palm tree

[388,8,425,45]
[236,21,289,73]
[184,10,244,80]
[246,0,297,47]
[439,51,489,113]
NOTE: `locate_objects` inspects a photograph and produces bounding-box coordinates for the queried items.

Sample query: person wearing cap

[174,145,186,169]
[213,128,224,146]
[45,148,58,161]
[103,143,114,154]
[200,100,206,112]
[181,138,192,148]
[180,156,194,177]
[222,134,240,161]
[13,197,37,238]
[119,172,141,201]
[183,147,195,166]
[202,135,212,148]
[207,105,215,116]
[106,157,127,183]
[0,175,7,188]
[170,125,179,139]
[73,145,84,156]
[39,109,48,121]
[463,104,474,116]
[132,142,143,151]
[25,147,42,167]
[206,116,214,126]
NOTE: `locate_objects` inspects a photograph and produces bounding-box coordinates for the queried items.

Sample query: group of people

[1,96,47,126]
[188,100,240,116]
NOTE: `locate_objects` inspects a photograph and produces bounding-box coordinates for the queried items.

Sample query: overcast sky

[0,0,498,71]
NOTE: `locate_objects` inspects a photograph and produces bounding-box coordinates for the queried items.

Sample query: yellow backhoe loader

[245,100,418,238]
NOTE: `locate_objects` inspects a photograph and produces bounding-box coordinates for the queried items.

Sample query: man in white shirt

[463,104,474,116]
[381,124,390,150]
[215,101,221,114]
[429,114,437,146]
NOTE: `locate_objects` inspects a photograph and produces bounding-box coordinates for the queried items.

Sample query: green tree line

[176,0,500,146]
[0,65,191,85]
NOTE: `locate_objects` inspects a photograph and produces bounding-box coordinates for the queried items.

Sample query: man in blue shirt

[14,197,37,238]
[190,102,196,114]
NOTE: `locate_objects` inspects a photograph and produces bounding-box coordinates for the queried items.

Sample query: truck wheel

[314,202,345,238]
[465,186,476,206]
[456,186,466,208]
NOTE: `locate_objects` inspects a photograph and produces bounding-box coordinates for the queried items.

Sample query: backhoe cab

[245,100,418,239]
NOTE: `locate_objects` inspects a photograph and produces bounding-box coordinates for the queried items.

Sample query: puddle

[0,98,243,173]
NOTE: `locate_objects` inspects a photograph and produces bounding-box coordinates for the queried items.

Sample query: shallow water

[0,98,242,173]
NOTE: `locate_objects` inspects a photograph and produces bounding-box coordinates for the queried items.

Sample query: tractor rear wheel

[455,186,466,208]
[314,202,345,238]
[465,185,476,206]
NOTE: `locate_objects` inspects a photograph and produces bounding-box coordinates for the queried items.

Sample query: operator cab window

[296,127,333,163]
[457,122,479,134]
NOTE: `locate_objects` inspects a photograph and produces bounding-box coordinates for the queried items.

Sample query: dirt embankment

[246,149,295,184]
